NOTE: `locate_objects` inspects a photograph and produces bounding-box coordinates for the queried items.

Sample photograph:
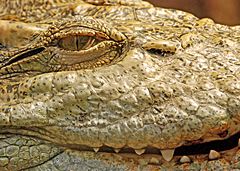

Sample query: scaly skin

[0,0,240,170]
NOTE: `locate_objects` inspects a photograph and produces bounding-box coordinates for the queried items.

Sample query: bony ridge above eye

[43,16,126,45]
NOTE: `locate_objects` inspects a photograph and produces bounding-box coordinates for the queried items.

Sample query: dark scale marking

[218,130,229,138]
[6,85,14,93]
[10,27,18,34]
[16,25,23,29]
[0,88,5,94]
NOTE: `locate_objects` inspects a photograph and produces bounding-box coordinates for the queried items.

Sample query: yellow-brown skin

[0,0,239,170]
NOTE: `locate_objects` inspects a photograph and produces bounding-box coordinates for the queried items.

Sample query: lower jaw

[1,127,240,163]
[64,146,240,170]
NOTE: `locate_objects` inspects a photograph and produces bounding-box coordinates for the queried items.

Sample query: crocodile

[0,0,239,170]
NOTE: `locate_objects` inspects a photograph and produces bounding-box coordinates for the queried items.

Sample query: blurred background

[147,0,240,25]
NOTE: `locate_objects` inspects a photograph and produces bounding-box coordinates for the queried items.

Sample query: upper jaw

[1,47,239,155]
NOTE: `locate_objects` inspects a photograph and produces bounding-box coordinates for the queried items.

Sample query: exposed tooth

[149,157,160,165]
[160,149,175,162]
[180,156,191,163]
[209,150,221,160]
[238,138,240,147]
[135,149,145,155]
[114,148,121,153]
[93,147,100,153]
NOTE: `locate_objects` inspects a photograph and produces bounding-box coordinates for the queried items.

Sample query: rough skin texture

[0,0,239,170]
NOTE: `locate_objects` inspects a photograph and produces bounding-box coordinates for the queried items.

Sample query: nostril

[146,48,175,57]
[142,39,178,57]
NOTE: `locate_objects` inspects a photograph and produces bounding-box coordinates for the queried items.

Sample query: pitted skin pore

[0,0,239,170]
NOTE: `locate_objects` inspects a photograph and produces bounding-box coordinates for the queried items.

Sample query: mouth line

[1,127,239,158]
[66,131,240,156]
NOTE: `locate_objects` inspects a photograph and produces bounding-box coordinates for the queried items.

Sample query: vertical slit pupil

[76,36,79,50]
[59,36,101,51]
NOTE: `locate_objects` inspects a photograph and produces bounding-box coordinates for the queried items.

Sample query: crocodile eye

[47,29,124,67]
[0,17,129,78]
[58,35,101,51]
[43,22,129,69]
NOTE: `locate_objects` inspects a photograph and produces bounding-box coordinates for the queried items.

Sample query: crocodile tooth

[160,149,175,161]
[180,156,191,163]
[114,148,121,153]
[238,138,240,147]
[209,150,220,160]
[93,147,100,153]
[135,149,145,155]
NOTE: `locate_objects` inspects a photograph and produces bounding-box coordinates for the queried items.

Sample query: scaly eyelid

[52,29,110,41]
[49,28,112,52]
[43,17,127,43]
[51,41,118,66]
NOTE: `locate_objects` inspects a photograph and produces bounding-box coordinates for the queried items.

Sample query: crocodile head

[0,0,239,170]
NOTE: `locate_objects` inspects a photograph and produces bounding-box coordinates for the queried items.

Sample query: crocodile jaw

[0,1,240,170]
